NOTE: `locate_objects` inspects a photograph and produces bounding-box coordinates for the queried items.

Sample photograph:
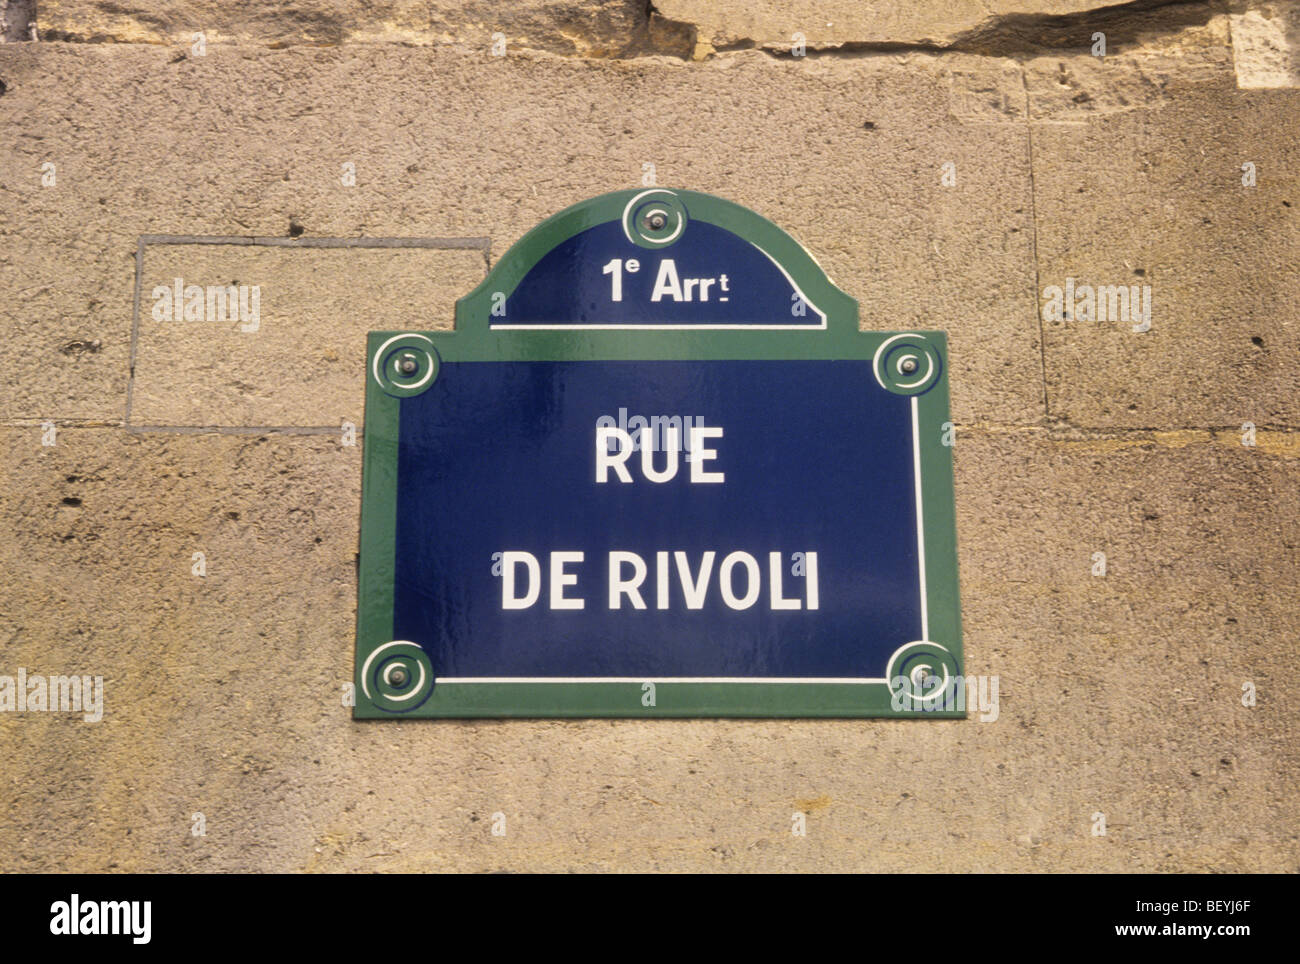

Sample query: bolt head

[398,354,418,375]
[646,212,667,231]
[900,358,918,374]
[388,666,409,688]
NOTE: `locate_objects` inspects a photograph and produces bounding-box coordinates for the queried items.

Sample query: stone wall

[1,1,1297,871]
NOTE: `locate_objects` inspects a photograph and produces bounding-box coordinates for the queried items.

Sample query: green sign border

[355,189,963,719]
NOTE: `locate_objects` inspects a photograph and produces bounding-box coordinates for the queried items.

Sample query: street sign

[355,189,963,718]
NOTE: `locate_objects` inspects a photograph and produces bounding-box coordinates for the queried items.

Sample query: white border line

[489,323,824,330]
[437,677,888,684]
[417,357,933,689]
[751,240,827,326]
[911,395,929,643]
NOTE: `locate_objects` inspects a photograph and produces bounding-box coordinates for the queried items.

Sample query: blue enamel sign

[356,189,963,717]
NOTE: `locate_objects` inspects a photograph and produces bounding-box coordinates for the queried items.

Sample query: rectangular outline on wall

[126,235,491,435]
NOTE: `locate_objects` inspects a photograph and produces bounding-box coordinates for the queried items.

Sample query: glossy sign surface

[355,189,962,717]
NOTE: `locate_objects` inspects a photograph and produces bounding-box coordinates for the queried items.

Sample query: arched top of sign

[456,189,858,332]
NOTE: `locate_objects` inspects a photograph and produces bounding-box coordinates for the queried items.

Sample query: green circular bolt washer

[361,640,435,712]
[872,334,942,396]
[623,190,688,249]
[886,642,959,711]
[373,334,440,398]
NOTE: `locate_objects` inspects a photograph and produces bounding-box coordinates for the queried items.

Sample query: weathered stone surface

[1231,2,1300,88]
[658,0,1119,52]
[1028,60,1300,428]
[1022,15,1233,119]
[29,1,1245,57]
[0,426,1294,871]
[1,1,35,43]
[33,0,678,56]
[130,243,483,428]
